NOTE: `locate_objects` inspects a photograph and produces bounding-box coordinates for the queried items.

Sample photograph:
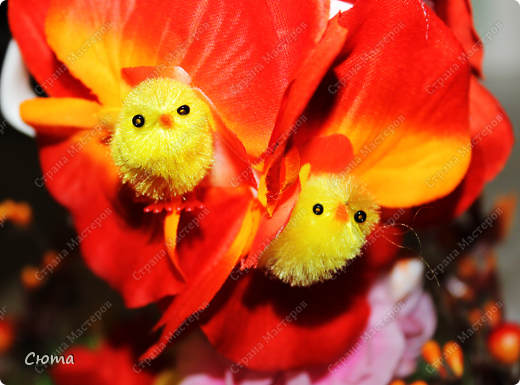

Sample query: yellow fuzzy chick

[259,173,380,287]
[111,77,214,203]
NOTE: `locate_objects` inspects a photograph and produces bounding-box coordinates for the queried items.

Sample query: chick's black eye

[355,210,367,223]
[313,204,324,215]
[132,115,145,127]
[177,105,190,115]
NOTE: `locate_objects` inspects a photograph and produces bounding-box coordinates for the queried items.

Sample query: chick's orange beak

[159,114,174,128]
[335,204,350,222]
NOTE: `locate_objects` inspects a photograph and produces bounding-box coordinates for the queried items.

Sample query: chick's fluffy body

[259,173,380,286]
[111,78,214,201]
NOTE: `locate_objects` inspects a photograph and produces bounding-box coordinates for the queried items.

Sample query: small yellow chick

[259,173,380,286]
[111,77,214,202]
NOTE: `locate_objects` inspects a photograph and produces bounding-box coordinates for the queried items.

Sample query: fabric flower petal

[8,0,95,99]
[433,0,483,75]
[51,343,155,385]
[410,76,514,223]
[142,187,254,361]
[295,0,472,208]
[20,97,104,138]
[44,0,330,156]
[298,134,354,174]
[244,179,301,269]
[200,260,373,371]
[39,132,185,307]
[263,17,348,207]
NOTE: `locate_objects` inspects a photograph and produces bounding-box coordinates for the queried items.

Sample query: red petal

[39,134,184,308]
[200,219,401,371]
[141,187,253,361]
[433,0,484,75]
[267,15,348,154]
[51,343,155,385]
[200,261,371,371]
[181,1,331,157]
[244,179,301,269]
[8,0,95,99]
[298,134,354,174]
[263,17,348,206]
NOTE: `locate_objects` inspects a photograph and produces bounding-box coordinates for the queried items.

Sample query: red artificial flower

[409,0,514,222]
[187,0,512,370]
[9,0,513,374]
[8,0,328,309]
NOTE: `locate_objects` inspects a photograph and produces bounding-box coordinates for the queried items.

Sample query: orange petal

[163,208,186,282]
[194,88,257,189]
[38,125,184,307]
[262,17,348,207]
[280,145,300,191]
[20,97,105,138]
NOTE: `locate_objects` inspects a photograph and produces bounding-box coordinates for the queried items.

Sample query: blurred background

[472,0,520,321]
[0,0,518,383]
[0,2,159,383]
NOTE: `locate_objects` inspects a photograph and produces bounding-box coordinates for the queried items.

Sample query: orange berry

[0,319,14,354]
[444,341,463,378]
[488,323,520,365]
[389,381,406,385]
[468,308,482,326]
[422,340,446,376]
[21,266,43,289]
[410,381,428,385]
[456,256,477,280]
[0,200,32,228]
[483,301,502,328]
[42,250,59,267]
